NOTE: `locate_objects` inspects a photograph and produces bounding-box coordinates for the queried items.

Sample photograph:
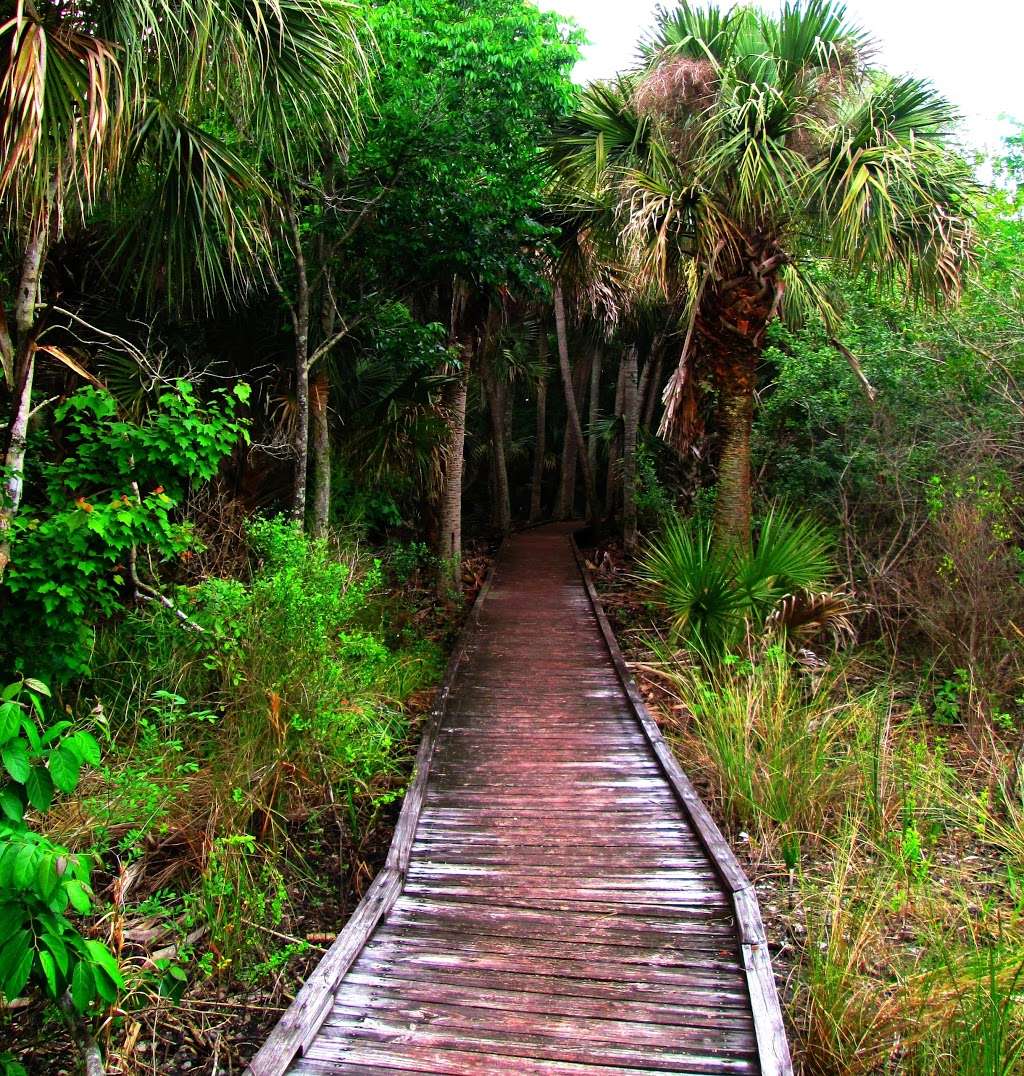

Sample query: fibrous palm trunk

[605,357,625,517]
[310,267,335,537]
[288,203,311,525]
[641,347,665,431]
[557,352,588,520]
[621,345,640,555]
[309,370,331,537]
[587,342,603,495]
[711,351,756,554]
[483,353,511,535]
[553,281,598,524]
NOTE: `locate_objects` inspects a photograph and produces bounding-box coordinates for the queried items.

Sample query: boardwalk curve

[247,525,791,1075]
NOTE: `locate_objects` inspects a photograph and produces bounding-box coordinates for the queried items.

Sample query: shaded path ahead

[249,525,791,1075]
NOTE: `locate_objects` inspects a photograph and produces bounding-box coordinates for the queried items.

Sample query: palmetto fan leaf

[548,1,975,550]
[0,6,124,233]
[110,101,272,310]
[2,0,368,309]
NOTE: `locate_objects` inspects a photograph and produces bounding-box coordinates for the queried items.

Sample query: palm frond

[0,7,125,232]
[765,588,858,647]
[109,101,271,310]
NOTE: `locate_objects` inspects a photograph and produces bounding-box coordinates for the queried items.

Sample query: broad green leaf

[38,950,57,998]
[2,740,30,784]
[48,746,81,794]
[85,941,123,988]
[0,929,31,978]
[40,932,69,977]
[24,767,53,813]
[3,947,33,1001]
[22,679,51,698]
[0,788,24,822]
[68,732,101,767]
[64,879,92,916]
[0,702,21,742]
[71,960,95,1011]
[12,844,37,890]
[92,965,119,1003]
[35,855,60,903]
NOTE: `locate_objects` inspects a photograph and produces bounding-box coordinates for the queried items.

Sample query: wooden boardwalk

[247,525,791,1076]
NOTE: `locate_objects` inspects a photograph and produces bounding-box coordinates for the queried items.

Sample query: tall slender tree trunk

[621,345,640,555]
[310,265,335,537]
[288,204,311,525]
[712,353,756,554]
[587,342,603,487]
[482,353,511,535]
[529,339,548,523]
[0,220,49,581]
[438,278,473,595]
[605,357,625,517]
[310,371,331,537]
[557,353,588,521]
[439,368,469,592]
[553,281,598,524]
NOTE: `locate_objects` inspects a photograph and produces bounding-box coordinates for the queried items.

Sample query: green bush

[1,382,249,681]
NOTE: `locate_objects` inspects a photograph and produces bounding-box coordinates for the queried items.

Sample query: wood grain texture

[250,524,791,1075]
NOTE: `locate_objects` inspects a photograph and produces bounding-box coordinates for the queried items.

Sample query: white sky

[533,0,1023,155]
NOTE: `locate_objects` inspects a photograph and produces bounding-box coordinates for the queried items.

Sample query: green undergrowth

[8,518,445,1063]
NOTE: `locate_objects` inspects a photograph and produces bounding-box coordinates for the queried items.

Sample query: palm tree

[0,0,366,575]
[550,0,975,551]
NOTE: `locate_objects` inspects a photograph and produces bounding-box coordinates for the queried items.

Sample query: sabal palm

[0,0,367,575]
[550,0,975,550]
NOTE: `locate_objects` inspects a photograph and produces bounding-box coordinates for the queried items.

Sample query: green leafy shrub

[89,517,435,855]
[1,382,249,680]
[0,678,120,1013]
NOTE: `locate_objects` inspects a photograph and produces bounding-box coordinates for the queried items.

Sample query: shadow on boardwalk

[247,524,791,1075]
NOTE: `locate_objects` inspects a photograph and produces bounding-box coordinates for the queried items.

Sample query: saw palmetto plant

[637,503,851,661]
[549,0,977,552]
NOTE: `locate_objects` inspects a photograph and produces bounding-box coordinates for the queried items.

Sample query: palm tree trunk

[557,356,582,520]
[587,342,603,489]
[483,353,511,534]
[712,353,756,553]
[622,345,640,555]
[310,267,335,537]
[0,221,49,581]
[288,204,311,526]
[553,281,597,524]
[605,357,625,516]
[529,340,548,523]
[641,347,665,431]
[439,367,469,593]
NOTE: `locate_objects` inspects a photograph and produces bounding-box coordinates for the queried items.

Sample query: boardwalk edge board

[244,545,507,1076]
[569,532,794,1076]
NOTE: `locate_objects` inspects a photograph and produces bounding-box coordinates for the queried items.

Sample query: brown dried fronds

[632,58,718,122]
[765,589,859,648]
